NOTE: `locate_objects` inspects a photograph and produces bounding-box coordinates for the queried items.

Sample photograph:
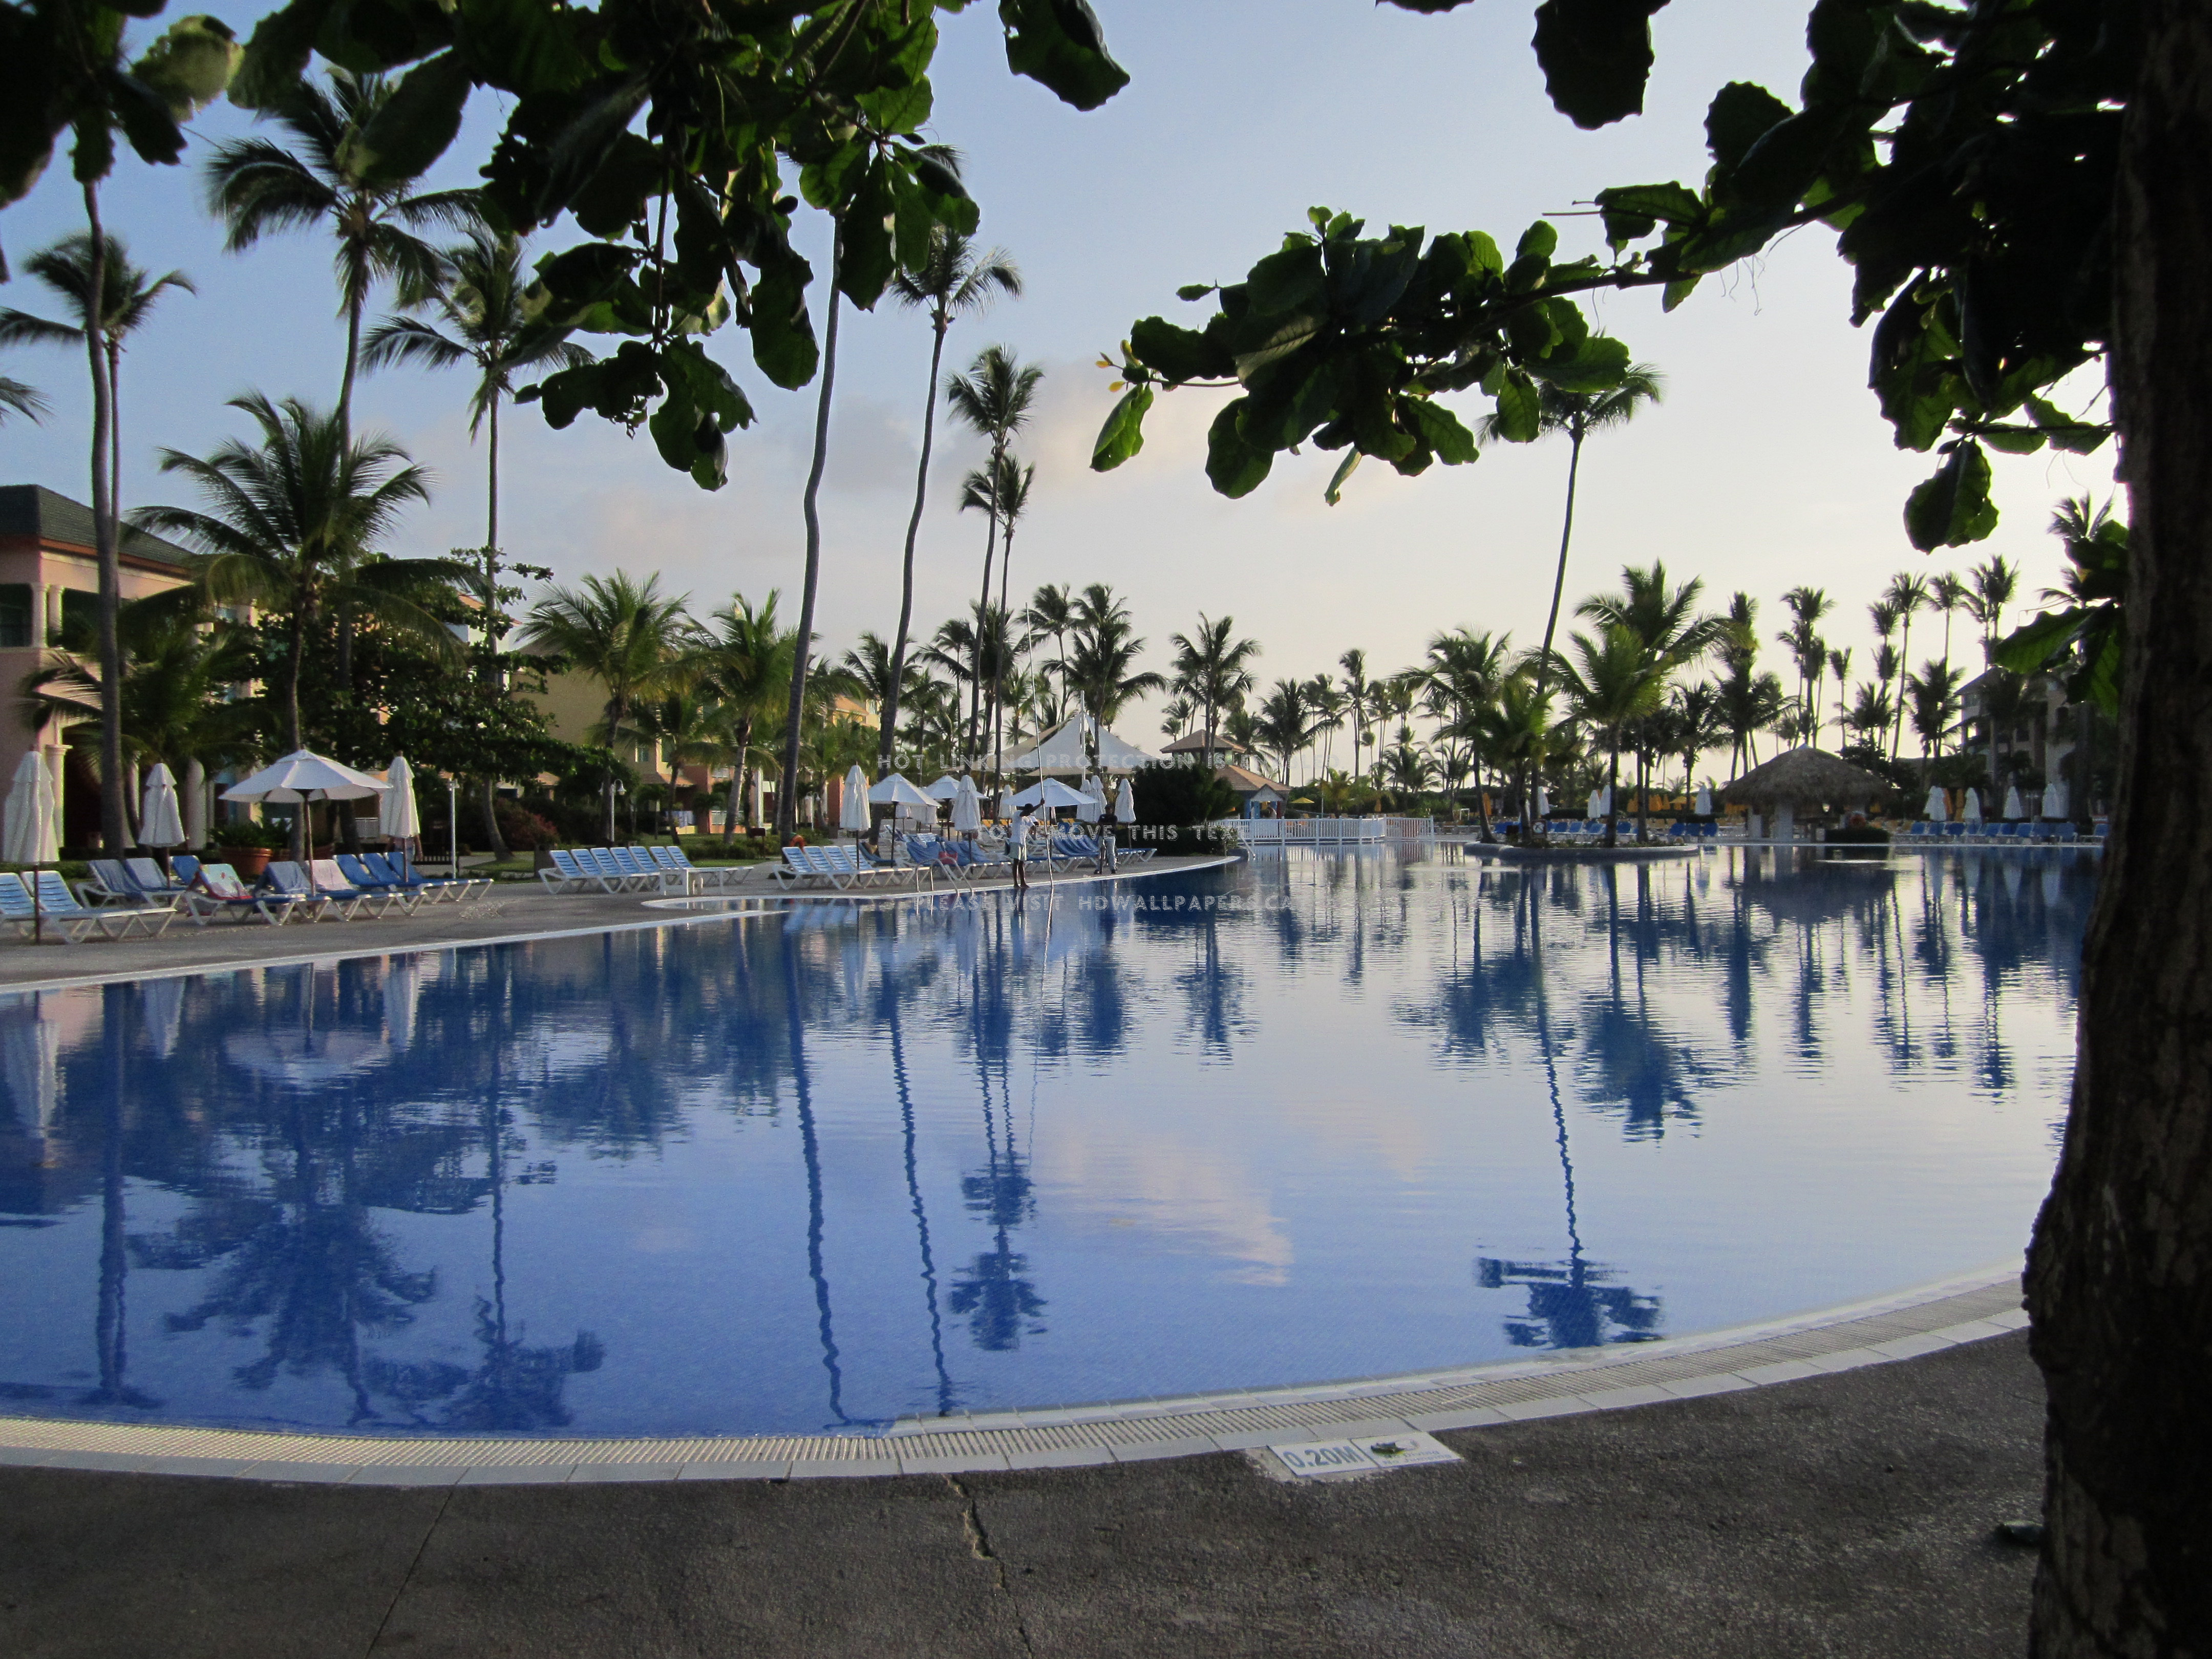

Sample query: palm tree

[1481,366,1664,717]
[1024,583,1077,722]
[982,453,1035,784]
[1670,681,1722,794]
[1775,585,1832,731]
[517,572,689,840]
[137,395,456,758]
[945,344,1043,741]
[1168,614,1261,768]
[1968,555,2020,660]
[1557,625,1665,847]
[203,68,481,445]
[2,231,195,848]
[1339,648,1372,789]
[1882,571,1930,761]
[0,377,46,425]
[1825,647,1853,747]
[1420,628,1513,835]
[1930,571,1969,679]
[1252,679,1310,786]
[360,227,588,642]
[1578,562,1721,838]
[1842,682,1895,750]
[883,232,1020,771]
[1159,695,1194,742]
[1065,584,1164,728]
[776,226,848,840]
[1903,658,1966,785]
[1303,676,1345,781]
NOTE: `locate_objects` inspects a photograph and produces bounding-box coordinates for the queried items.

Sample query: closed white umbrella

[379,755,422,843]
[1963,788,1984,823]
[1693,785,1712,817]
[1586,788,1604,819]
[1599,784,1612,817]
[139,762,184,848]
[1534,785,1549,819]
[1924,785,1948,823]
[1076,773,1102,823]
[2043,778,2070,819]
[1114,778,1136,823]
[3,750,58,865]
[840,764,870,835]
[2003,783,2025,820]
[951,776,983,833]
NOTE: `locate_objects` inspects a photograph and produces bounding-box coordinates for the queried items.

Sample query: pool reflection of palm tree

[780,921,854,1427]
[950,895,1046,1353]
[871,910,957,1416]
[87,988,156,1410]
[1478,876,1662,1351]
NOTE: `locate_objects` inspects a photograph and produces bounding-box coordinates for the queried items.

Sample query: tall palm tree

[1669,680,1722,794]
[1159,696,1194,742]
[137,394,455,757]
[1065,584,1164,728]
[777,228,846,838]
[1843,682,1895,749]
[1967,555,2020,660]
[1882,571,1931,761]
[1930,571,1969,679]
[1775,585,1832,731]
[1339,648,1372,788]
[1825,646,1853,748]
[1252,680,1310,788]
[2,231,195,849]
[883,231,1020,771]
[945,344,1043,742]
[0,377,46,425]
[975,452,1035,782]
[1578,562,1722,838]
[1903,658,1966,785]
[1557,626,1665,847]
[360,227,588,637]
[1168,614,1261,768]
[1022,583,1077,727]
[203,68,481,445]
[1481,366,1664,717]
[1304,676,1346,781]
[517,572,689,840]
[1420,627,1513,835]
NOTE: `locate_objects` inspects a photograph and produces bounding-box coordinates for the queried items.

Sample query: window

[60,588,94,643]
[0,585,30,649]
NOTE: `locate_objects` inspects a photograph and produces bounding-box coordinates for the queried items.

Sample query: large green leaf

[837,159,899,310]
[457,0,591,96]
[999,0,1129,111]
[1704,81,1791,171]
[1530,0,1669,130]
[1904,441,1997,550]
[1130,316,1232,384]
[1091,385,1153,471]
[338,49,470,187]
[749,263,819,390]
[131,15,242,121]
[1490,370,1542,442]
[231,0,337,109]
[1206,399,1273,498]
[1593,181,1703,247]
[1400,396,1478,464]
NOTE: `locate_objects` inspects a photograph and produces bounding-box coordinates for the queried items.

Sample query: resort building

[0,485,195,844]
[1959,668,2085,809]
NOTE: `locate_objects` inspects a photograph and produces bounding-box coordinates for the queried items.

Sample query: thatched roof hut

[1721,747,1894,812]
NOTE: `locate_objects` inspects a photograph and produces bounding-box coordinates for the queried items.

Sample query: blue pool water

[0,847,2089,1438]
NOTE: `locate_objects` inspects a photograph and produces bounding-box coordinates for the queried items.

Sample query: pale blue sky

[0,1,2115,740]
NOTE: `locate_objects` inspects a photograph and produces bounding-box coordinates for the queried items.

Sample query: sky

[0,0,2118,747]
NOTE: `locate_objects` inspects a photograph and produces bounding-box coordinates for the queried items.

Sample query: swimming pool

[0,847,2088,1438]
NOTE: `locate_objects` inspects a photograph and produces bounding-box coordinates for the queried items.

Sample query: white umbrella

[840,764,871,834]
[1693,785,1712,817]
[868,772,938,810]
[379,755,422,842]
[1076,773,1102,823]
[2003,784,2025,820]
[1534,785,1549,818]
[1599,784,1612,817]
[2043,778,2070,819]
[924,774,965,801]
[951,776,983,833]
[139,762,185,848]
[1963,788,1984,823]
[223,748,389,861]
[1586,789,1604,819]
[3,751,57,865]
[1924,785,1948,823]
[1114,778,1136,822]
[1009,778,1090,811]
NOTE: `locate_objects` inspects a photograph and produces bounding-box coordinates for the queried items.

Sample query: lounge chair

[770,845,839,890]
[611,845,679,891]
[0,870,144,942]
[538,847,594,894]
[182,863,301,926]
[577,847,646,892]
[334,854,416,911]
[168,855,203,887]
[50,869,174,938]
[650,844,739,893]
[81,859,152,906]
[309,858,406,918]
[264,862,341,922]
[386,849,488,902]
[125,856,188,895]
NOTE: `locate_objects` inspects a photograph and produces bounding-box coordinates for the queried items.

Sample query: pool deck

[0,853,1236,993]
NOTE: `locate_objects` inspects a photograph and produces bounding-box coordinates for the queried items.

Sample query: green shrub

[1129,762,1236,827]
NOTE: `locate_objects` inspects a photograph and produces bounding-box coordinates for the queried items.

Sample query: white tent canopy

[1963,788,1984,823]
[1008,778,1092,811]
[868,773,937,810]
[1002,715,1161,777]
[1693,785,1713,817]
[139,762,185,848]
[2003,784,2025,820]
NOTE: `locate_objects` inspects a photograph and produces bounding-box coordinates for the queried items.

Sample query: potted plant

[210,819,287,878]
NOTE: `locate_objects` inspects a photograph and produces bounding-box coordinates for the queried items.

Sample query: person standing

[1009,806,1031,891]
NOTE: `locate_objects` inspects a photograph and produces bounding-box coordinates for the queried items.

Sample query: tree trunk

[2025,8,2212,1653]
[776,232,841,840]
[883,316,947,773]
[478,779,506,858]
[81,185,128,856]
[992,520,1016,790]
[969,506,997,762]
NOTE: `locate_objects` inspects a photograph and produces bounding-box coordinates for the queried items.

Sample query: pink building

[0,485,194,846]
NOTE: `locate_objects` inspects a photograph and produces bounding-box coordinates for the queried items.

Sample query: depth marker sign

[1270,1432,1462,1478]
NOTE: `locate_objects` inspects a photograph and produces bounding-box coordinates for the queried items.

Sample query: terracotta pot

[218,847,272,878]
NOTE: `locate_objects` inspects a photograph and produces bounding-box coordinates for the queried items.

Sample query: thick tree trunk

[776,233,841,840]
[883,318,947,774]
[2025,8,2212,1653]
[81,185,128,856]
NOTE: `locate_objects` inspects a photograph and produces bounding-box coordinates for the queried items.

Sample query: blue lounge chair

[182,863,301,926]
[539,847,594,894]
[0,870,140,942]
[385,850,487,902]
[81,859,152,905]
[125,856,187,895]
[309,858,406,917]
[264,861,341,922]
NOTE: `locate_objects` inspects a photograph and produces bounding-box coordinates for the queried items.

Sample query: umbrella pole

[31,862,40,946]
[449,777,459,878]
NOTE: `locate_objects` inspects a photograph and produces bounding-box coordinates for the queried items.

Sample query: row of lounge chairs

[1905,820,2095,844]
[538,845,741,895]
[0,852,489,944]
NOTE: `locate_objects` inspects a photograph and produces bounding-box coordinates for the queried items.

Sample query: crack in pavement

[946,1475,1037,1657]
[364,1484,456,1655]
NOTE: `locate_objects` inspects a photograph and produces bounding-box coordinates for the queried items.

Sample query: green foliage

[1129,761,1236,828]
[195,0,1124,490]
[1995,497,2127,715]
[1112,1,2127,549]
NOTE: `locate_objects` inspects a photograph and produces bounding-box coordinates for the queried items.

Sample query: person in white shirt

[1009,809,1031,890]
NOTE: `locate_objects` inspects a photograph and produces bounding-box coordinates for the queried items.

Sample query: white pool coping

[0,1264,2025,1484]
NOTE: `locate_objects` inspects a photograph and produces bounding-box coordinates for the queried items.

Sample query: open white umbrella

[379,755,422,843]
[951,776,983,834]
[869,773,937,811]
[1693,785,1713,817]
[1009,778,1090,812]
[1115,778,1136,823]
[2,751,57,865]
[2003,784,2025,820]
[139,762,184,848]
[924,774,965,800]
[222,749,389,860]
[1963,788,1984,823]
[2043,778,2070,820]
[1924,785,1948,823]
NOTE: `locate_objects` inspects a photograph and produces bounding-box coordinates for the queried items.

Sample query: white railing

[1222,816,1434,846]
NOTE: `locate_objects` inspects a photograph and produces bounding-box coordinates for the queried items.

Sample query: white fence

[1220,816,1434,846]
